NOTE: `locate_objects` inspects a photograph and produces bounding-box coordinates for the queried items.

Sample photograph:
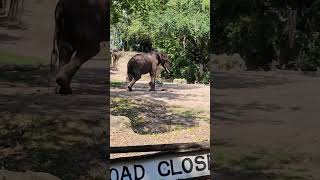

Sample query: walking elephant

[111,49,123,68]
[127,51,172,91]
[50,0,109,95]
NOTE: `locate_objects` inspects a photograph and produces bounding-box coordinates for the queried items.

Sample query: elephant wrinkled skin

[127,51,171,91]
[50,0,109,95]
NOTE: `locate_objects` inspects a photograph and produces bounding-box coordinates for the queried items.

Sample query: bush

[297,33,320,70]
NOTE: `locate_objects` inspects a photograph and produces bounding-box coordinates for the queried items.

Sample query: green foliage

[0,52,45,65]
[111,0,209,83]
[213,0,320,70]
[297,32,320,70]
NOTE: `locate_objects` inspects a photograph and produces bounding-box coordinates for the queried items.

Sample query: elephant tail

[126,63,133,83]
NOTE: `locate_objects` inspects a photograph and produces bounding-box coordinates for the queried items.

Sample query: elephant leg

[56,46,99,95]
[126,74,133,83]
[149,68,157,91]
[149,75,156,91]
[111,55,115,67]
[56,41,74,93]
[127,74,141,91]
[58,41,74,69]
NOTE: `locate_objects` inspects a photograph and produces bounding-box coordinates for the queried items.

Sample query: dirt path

[0,0,58,59]
[110,52,210,152]
[0,1,109,179]
[0,59,108,179]
[213,69,320,179]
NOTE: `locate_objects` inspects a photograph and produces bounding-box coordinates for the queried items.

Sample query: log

[110,141,209,154]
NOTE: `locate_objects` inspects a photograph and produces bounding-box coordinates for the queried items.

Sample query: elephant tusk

[164,66,170,75]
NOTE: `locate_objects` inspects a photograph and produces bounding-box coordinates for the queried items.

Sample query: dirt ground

[212,67,320,179]
[0,59,108,179]
[0,1,210,179]
[110,52,210,154]
[0,0,108,179]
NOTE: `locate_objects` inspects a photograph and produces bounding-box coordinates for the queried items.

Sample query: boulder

[173,78,187,84]
[210,54,246,71]
[0,170,60,180]
[110,115,132,132]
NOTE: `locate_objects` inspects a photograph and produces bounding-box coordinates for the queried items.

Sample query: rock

[110,115,132,132]
[210,54,246,71]
[0,170,60,180]
[173,78,187,84]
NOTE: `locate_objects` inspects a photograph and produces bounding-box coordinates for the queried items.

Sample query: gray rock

[210,54,246,71]
[0,170,60,180]
[173,78,187,84]
[110,115,132,132]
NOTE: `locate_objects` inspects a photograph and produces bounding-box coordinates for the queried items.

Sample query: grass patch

[214,143,311,180]
[110,80,126,88]
[0,67,49,86]
[0,52,49,86]
[110,97,203,134]
[168,106,209,122]
[110,97,149,133]
[0,51,46,65]
[0,112,105,179]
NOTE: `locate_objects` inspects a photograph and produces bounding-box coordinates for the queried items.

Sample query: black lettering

[134,164,145,180]
[182,158,193,173]
[170,159,183,175]
[110,168,119,180]
[121,166,132,180]
[158,161,170,176]
[195,156,207,171]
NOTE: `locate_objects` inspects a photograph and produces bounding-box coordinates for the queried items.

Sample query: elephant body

[111,50,123,68]
[50,0,109,94]
[127,51,171,91]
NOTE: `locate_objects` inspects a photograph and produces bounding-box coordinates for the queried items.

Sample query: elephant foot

[149,82,155,91]
[56,85,72,95]
[127,86,132,91]
[56,76,72,95]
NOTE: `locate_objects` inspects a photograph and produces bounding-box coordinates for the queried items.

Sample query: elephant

[111,49,123,68]
[49,0,109,95]
[127,51,171,91]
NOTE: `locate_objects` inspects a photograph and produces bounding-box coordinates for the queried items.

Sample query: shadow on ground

[211,71,319,180]
[111,81,207,102]
[0,60,108,179]
[110,81,209,134]
[110,94,203,134]
[213,143,311,180]
[213,71,291,89]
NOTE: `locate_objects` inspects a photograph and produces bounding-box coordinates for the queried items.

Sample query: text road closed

[111,153,210,180]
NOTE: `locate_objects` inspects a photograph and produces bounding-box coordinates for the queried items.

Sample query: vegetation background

[111,0,210,84]
[211,1,320,179]
[211,0,320,71]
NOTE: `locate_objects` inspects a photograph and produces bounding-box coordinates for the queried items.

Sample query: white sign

[111,153,210,180]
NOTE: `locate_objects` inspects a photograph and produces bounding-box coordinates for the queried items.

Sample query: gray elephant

[50,0,108,95]
[111,49,123,68]
[127,51,171,91]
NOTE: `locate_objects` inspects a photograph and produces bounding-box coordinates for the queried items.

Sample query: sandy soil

[212,68,320,179]
[110,52,210,156]
[0,1,108,179]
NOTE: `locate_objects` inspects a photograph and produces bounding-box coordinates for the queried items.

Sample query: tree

[111,0,210,83]
[212,0,320,70]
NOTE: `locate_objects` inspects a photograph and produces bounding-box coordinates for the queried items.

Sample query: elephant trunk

[162,65,172,79]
